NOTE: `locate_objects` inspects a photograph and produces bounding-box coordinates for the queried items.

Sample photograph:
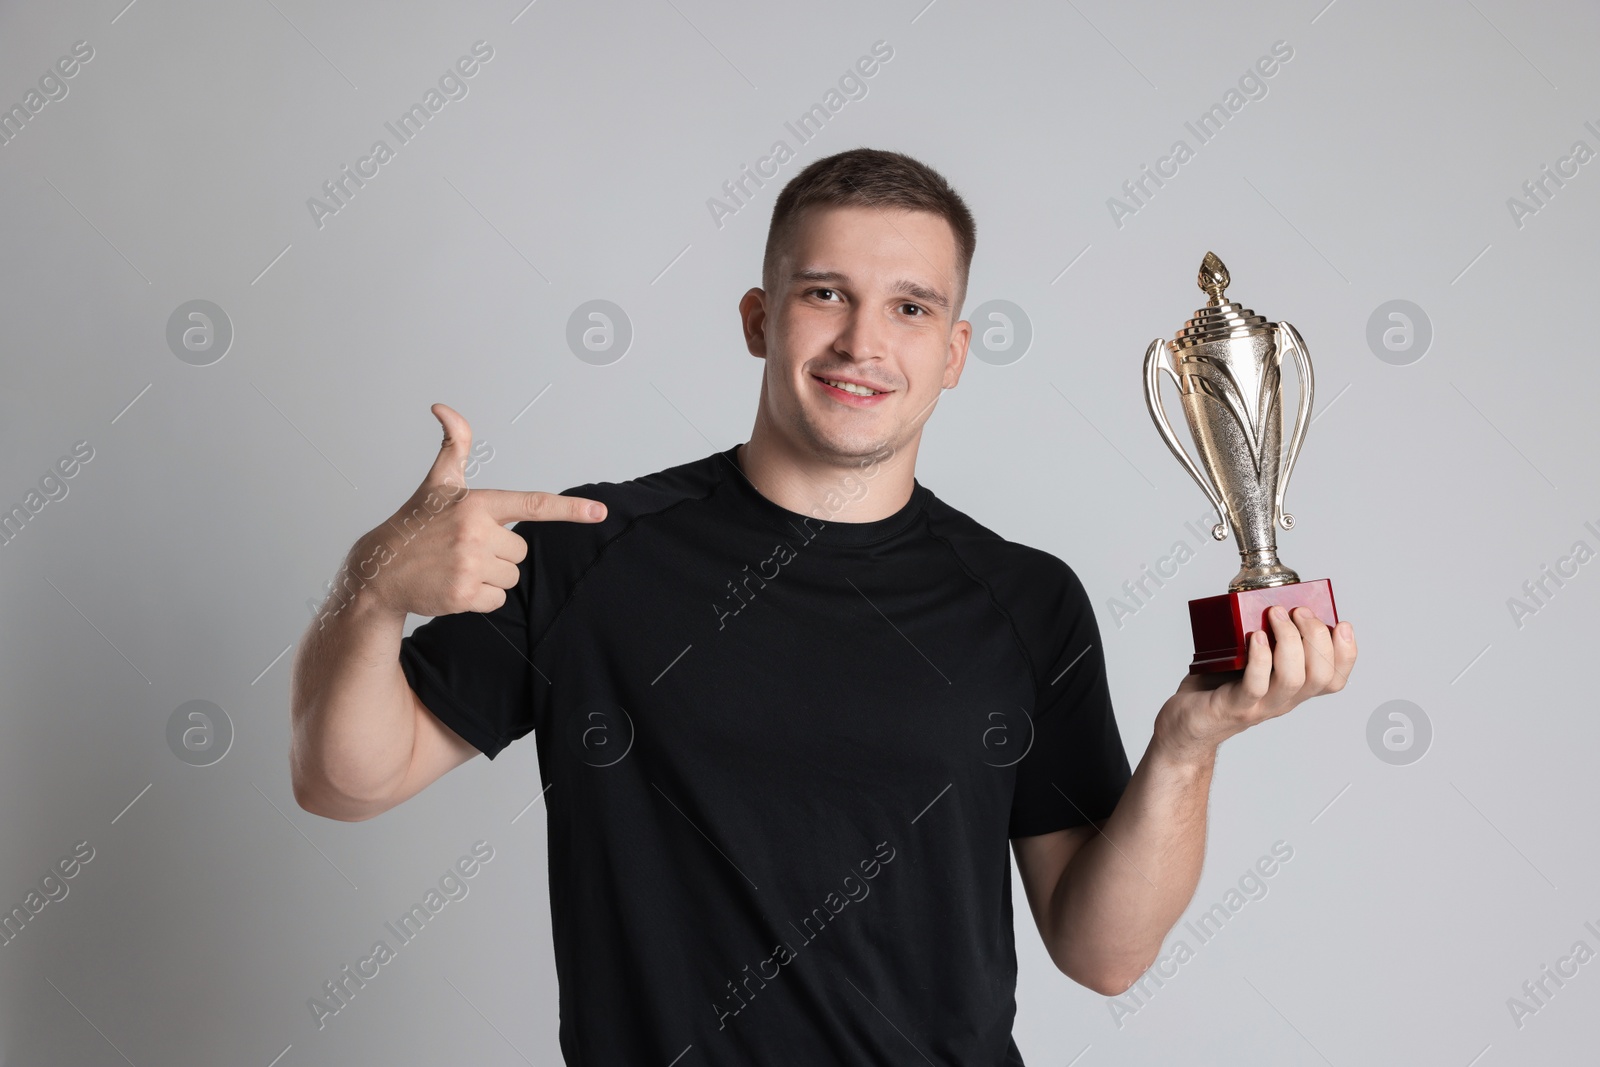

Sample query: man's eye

[810,288,840,301]
[902,303,926,316]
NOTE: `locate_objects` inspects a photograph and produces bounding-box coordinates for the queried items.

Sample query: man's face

[742,204,971,465]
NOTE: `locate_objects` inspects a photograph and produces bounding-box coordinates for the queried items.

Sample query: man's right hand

[355,403,608,619]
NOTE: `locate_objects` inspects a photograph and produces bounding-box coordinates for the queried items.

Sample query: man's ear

[739,287,769,359]
[942,317,972,389]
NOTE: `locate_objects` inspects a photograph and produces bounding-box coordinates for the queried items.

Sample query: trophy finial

[1198,252,1229,306]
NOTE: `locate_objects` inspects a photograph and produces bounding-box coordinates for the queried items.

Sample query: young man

[289,147,1357,1065]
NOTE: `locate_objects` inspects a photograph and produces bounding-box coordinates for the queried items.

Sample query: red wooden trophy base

[1187,579,1338,673]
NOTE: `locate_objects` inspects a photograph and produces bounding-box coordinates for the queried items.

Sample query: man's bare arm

[289,403,606,822]
[1013,740,1214,994]
[1014,605,1357,994]
[289,577,478,821]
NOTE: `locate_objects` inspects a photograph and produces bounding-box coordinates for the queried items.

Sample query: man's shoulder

[921,490,1099,684]
[560,449,725,522]
[922,491,1083,593]
[515,448,726,552]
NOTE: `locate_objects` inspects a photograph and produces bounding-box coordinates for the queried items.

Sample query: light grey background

[2,0,1595,1063]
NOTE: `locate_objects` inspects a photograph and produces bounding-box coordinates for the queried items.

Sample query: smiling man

[290,147,1357,1065]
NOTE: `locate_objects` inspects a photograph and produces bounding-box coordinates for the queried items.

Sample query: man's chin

[796,421,898,465]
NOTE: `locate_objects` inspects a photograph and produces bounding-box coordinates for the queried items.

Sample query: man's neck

[734,430,918,524]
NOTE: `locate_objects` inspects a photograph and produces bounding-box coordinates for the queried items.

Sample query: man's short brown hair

[762,147,977,316]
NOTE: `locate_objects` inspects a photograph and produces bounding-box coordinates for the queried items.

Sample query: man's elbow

[1079,970,1144,998]
[294,778,390,822]
[1055,951,1158,997]
[290,753,393,823]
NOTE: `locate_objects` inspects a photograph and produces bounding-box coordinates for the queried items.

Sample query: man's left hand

[1153,606,1358,765]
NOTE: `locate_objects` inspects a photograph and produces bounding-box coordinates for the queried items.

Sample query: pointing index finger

[474,487,608,525]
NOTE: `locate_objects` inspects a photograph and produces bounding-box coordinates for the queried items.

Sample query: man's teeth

[822,378,883,396]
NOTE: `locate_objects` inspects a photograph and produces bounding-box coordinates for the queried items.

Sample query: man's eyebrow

[790,268,950,311]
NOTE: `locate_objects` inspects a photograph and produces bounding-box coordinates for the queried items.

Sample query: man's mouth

[813,374,889,398]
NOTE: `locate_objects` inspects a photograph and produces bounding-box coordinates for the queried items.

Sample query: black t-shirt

[398,445,1132,1066]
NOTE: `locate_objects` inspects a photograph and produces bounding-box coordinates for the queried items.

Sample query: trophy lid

[1171,252,1274,349]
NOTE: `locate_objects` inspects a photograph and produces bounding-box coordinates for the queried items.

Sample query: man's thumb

[422,402,473,489]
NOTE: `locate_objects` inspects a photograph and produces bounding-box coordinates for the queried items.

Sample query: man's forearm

[1048,735,1217,994]
[289,542,416,814]
[1041,610,1358,995]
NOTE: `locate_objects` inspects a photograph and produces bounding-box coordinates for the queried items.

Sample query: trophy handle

[1273,322,1314,532]
[1143,338,1230,542]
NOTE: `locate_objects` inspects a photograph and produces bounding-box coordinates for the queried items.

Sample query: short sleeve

[1008,560,1132,838]
[397,525,537,761]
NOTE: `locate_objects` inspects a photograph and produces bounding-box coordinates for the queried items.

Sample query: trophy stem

[1230,548,1299,593]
